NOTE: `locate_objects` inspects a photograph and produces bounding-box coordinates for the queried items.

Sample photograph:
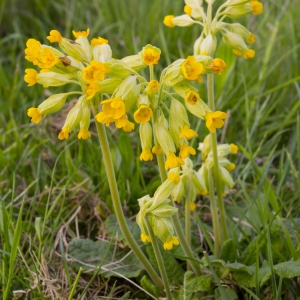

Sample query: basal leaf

[220,239,236,263]
[140,275,161,298]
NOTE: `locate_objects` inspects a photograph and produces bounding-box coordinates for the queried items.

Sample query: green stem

[207,73,228,244]
[208,170,221,257]
[185,174,192,271]
[145,217,173,300]
[92,104,163,289]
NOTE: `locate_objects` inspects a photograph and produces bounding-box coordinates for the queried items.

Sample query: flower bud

[121,54,147,71]
[139,122,153,161]
[60,38,90,63]
[78,101,91,140]
[140,44,161,65]
[105,59,136,78]
[185,98,210,119]
[223,4,252,18]
[173,15,195,27]
[200,34,217,56]
[222,31,248,52]
[93,44,112,62]
[114,76,140,111]
[155,123,176,155]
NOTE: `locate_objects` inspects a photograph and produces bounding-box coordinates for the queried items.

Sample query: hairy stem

[145,217,173,300]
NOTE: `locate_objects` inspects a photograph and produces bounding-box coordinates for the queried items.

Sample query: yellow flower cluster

[163,0,263,59]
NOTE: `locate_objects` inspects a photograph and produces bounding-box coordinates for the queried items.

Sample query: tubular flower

[184,5,192,17]
[78,129,91,140]
[152,144,164,155]
[163,15,175,27]
[47,30,63,43]
[185,90,200,105]
[78,103,91,140]
[82,60,107,83]
[230,143,239,154]
[205,111,227,133]
[96,98,125,125]
[227,163,236,171]
[140,149,153,161]
[24,69,38,86]
[140,233,151,243]
[147,80,160,92]
[247,34,255,44]
[181,56,205,81]
[163,236,179,250]
[134,105,153,123]
[85,83,100,100]
[179,143,196,159]
[27,108,42,124]
[244,49,255,59]
[122,119,135,132]
[210,58,226,75]
[25,39,41,65]
[37,48,58,69]
[141,45,161,65]
[72,28,90,39]
[168,171,180,184]
[165,152,184,170]
[250,1,263,15]
[179,125,198,140]
[91,37,109,46]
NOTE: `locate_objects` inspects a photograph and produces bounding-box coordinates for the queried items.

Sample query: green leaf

[146,243,184,285]
[104,214,142,246]
[214,287,238,300]
[220,239,236,263]
[68,239,143,278]
[233,266,256,288]
[274,260,300,278]
[140,275,161,298]
[184,271,211,299]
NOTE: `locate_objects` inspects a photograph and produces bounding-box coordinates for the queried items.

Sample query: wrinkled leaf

[140,275,161,298]
[220,239,236,263]
[68,239,143,278]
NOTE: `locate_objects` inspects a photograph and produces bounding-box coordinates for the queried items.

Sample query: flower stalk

[145,217,173,300]
[92,101,163,289]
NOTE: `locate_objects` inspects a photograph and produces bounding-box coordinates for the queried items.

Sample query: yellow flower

[185,90,200,105]
[152,144,164,155]
[47,30,63,43]
[82,60,107,83]
[190,202,196,212]
[85,83,100,100]
[78,129,91,140]
[140,149,153,161]
[24,69,38,86]
[168,171,180,184]
[163,15,175,27]
[165,152,184,170]
[96,98,126,125]
[24,39,41,65]
[27,107,42,124]
[230,143,239,154]
[179,125,198,140]
[181,56,205,81]
[147,80,160,92]
[91,37,109,47]
[141,45,161,65]
[247,34,255,44]
[37,48,58,69]
[141,233,151,243]
[58,128,70,140]
[233,49,243,56]
[210,58,226,75]
[133,105,153,123]
[179,143,196,159]
[227,163,236,171]
[72,28,90,39]
[184,5,192,17]
[163,236,179,250]
[123,120,135,132]
[244,49,255,59]
[250,1,263,15]
[205,111,227,133]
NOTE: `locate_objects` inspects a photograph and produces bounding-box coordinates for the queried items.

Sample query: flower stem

[185,173,192,271]
[207,73,228,245]
[208,169,221,257]
[145,217,173,300]
[92,104,163,289]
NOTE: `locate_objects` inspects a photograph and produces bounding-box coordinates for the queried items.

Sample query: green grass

[1,0,300,299]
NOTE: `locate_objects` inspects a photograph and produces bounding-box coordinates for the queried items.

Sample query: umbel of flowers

[163,0,263,58]
[24,29,228,171]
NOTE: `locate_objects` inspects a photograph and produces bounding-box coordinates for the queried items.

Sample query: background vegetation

[1,0,300,299]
